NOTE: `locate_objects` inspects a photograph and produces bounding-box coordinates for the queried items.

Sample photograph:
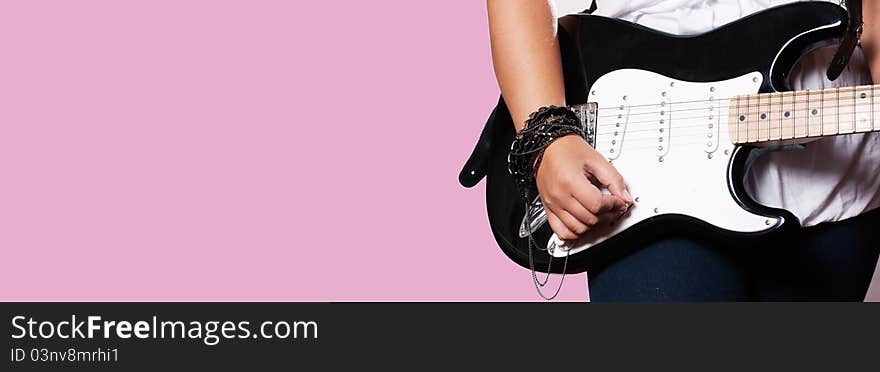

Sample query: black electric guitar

[459,2,875,274]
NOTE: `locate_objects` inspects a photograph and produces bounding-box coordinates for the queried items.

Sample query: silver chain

[522,198,569,300]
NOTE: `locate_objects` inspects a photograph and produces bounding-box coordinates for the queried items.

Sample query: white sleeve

[552,0,592,17]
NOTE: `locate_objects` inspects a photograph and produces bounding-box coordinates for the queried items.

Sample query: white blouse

[554,0,880,226]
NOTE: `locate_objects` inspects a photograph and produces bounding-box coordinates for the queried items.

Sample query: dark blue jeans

[587,208,880,301]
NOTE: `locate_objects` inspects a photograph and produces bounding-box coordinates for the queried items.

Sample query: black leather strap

[827,0,862,81]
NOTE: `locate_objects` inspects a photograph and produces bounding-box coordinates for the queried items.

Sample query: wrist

[508,106,586,198]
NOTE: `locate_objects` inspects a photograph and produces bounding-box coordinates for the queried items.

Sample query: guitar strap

[584,0,598,14]
[827,0,863,80]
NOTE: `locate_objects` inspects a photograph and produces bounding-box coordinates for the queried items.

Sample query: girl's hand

[536,135,632,240]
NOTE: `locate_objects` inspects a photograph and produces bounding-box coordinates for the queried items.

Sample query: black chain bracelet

[507,105,586,300]
[507,106,586,199]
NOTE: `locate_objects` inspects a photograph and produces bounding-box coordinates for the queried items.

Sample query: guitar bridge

[570,102,598,147]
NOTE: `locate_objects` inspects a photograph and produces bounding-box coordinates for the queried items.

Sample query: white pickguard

[550,69,784,257]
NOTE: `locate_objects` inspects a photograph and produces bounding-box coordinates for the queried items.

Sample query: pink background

[0,0,589,301]
[0,1,876,301]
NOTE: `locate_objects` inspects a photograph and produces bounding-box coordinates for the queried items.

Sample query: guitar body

[465,2,850,274]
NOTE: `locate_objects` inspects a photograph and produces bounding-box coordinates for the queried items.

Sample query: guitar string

[589,127,874,151]
[590,107,878,139]
[593,98,877,122]
[584,117,876,148]
[593,112,873,141]
[592,126,873,145]
[594,100,874,121]
[589,87,879,113]
[593,97,874,118]
[594,111,877,134]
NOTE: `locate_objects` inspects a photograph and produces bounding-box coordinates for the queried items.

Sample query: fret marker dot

[861,93,867,99]
[784,111,790,118]
[760,113,767,120]
[739,115,746,122]
[812,109,818,115]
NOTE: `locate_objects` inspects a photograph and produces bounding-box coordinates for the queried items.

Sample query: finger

[546,209,577,240]
[595,194,628,215]
[585,157,632,203]
[560,172,606,216]
[572,184,629,215]
[560,195,599,228]
[596,206,629,222]
[555,209,591,236]
[569,181,602,214]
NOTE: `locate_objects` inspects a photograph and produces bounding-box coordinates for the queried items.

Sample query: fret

[855,85,873,132]
[747,92,759,142]
[837,87,856,134]
[758,92,770,141]
[728,96,742,143]
[807,89,822,137]
[737,95,748,143]
[769,92,783,140]
[792,91,807,138]
[821,87,839,136]
[779,91,793,140]
[873,85,880,132]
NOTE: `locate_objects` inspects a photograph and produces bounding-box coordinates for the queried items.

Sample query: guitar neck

[728,85,880,145]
